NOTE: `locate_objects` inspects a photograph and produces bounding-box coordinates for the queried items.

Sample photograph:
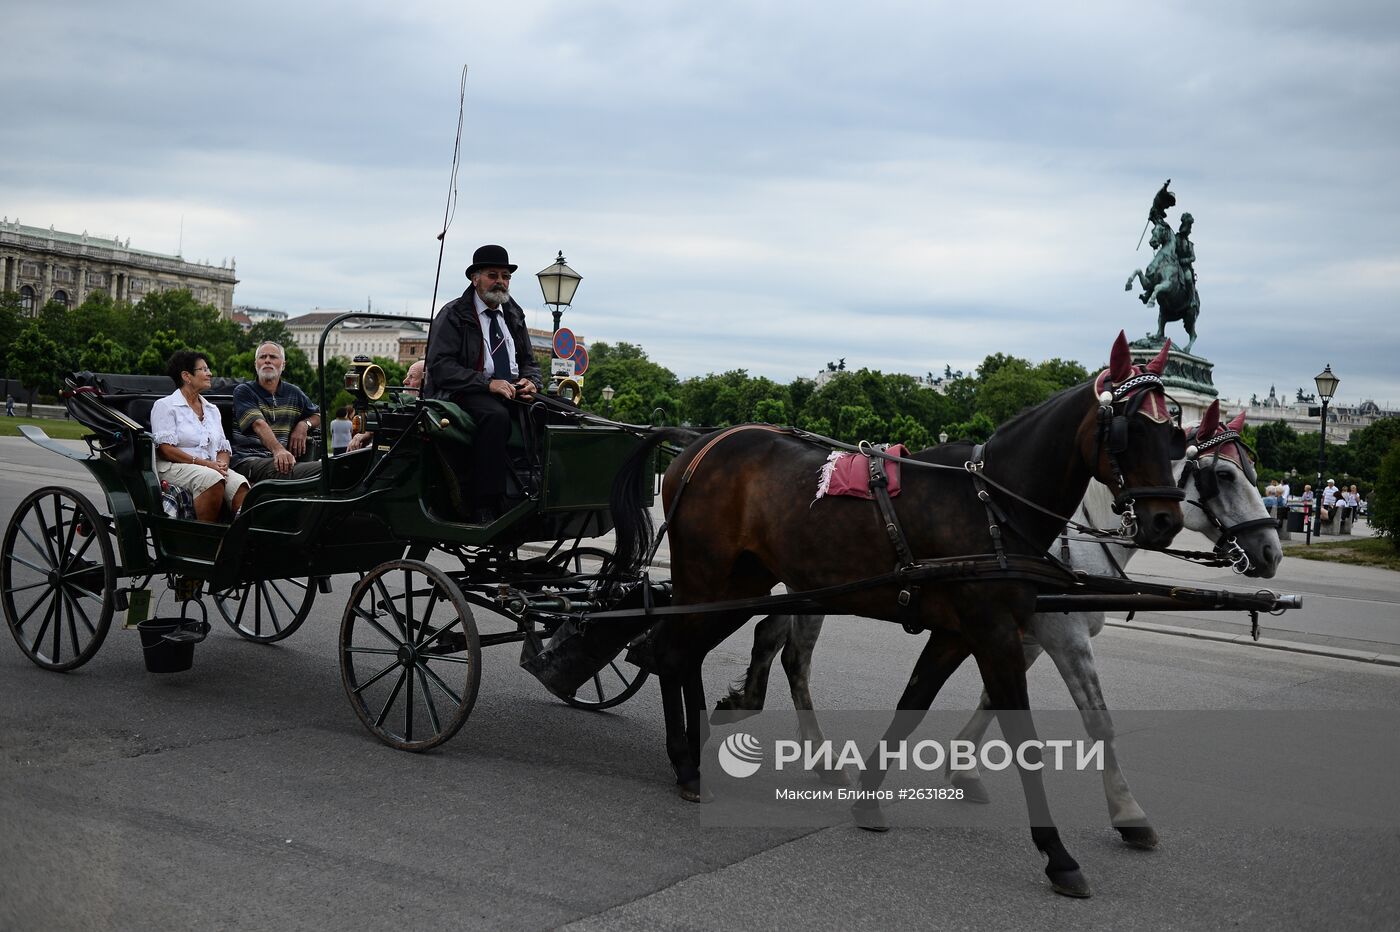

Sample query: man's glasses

[481,271,511,281]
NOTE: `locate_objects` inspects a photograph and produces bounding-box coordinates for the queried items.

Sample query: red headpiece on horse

[1189,400,1253,472]
[1094,332,1172,422]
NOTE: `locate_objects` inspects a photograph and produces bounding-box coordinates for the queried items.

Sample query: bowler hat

[465,244,518,277]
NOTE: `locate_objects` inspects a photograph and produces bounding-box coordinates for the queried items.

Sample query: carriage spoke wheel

[214,577,317,643]
[340,560,480,751]
[558,658,649,710]
[548,547,649,710]
[2,486,116,671]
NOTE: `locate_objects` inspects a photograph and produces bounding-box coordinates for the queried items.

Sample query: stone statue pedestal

[1129,336,1217,426]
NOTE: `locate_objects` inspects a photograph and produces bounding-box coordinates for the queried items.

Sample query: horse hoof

[816,767,850,787]
[677,781,714,804]
[1117,824,1159,849]
[1047,868,1092,898]
[850,802,889,832]
[949,771,990,804]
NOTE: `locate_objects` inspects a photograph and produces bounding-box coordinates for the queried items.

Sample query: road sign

[570,344,589,376]
[552,328,576,359]
[551,357,574,377]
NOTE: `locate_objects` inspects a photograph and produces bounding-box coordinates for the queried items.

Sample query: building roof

[1,218,233,270]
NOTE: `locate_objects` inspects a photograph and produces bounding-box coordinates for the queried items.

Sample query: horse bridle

[1177,426,1274,574]
[1095,373,1187,536]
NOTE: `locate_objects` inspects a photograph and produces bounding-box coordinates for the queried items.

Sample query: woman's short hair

[166,350,209,389]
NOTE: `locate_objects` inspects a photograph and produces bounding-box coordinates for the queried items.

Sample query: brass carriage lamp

[536,251,582,348]
[1309,364,1340,543]
[344,355,387,431]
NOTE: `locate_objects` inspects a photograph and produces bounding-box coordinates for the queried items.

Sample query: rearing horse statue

[1125,221,1200,353]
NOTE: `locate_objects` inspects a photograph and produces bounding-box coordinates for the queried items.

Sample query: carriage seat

[416,397,538,518]
[69,371,241,439]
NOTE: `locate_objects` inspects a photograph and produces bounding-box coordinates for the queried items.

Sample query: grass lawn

[1288,534,1400,572]
[0,415,92,441]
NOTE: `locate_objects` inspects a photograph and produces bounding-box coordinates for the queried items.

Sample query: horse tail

[608,426,699,581]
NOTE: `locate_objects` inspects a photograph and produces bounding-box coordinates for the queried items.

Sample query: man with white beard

[231,340,323,482]
[424,244,542,523]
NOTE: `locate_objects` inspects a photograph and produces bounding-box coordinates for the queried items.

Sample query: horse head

[1180,401,1282,578]
[1084,333,1185,550]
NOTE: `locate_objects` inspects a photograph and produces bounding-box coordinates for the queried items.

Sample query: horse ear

[1109,331,1132,382]
[1227,409,1248,433]
[1198,400,1221,439]
[1146,340,1171,374]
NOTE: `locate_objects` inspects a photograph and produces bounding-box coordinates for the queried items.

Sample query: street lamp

[535,251,582,354]
[601,384,615,418]
[938,431,949,445]
[1310,364,1340,543]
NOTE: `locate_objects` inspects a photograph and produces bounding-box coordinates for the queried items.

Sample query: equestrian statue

[1124,179,1200,353]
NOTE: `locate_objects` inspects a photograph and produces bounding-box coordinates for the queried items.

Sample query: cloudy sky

[4,0,1398,408]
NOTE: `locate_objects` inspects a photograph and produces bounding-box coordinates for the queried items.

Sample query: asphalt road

[2,435,1399,930]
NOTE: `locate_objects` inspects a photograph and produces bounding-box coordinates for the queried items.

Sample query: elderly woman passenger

[150,350,250,521]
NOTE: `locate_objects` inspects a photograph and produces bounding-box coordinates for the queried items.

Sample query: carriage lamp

[344,356,387,404]
[1309,365,1340,544]
[536,251,582,351]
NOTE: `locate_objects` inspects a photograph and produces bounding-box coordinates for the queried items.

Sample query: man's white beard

[258,366,280,380]
[483,286,510,306]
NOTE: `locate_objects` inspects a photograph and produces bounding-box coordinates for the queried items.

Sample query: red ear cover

[1227,409,1248,433]
[1109,331,1133,383]
[1146,340,1171,375]
[1198,399,1221,439]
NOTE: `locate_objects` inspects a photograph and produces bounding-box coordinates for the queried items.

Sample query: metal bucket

[137,604,210,674]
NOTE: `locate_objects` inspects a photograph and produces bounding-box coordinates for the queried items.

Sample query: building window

[54,267,73,284]
[20,285,35,314]
[52,290,69,309]
[87,270,107,286]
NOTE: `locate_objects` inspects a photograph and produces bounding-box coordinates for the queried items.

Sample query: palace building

[0,218,238,316]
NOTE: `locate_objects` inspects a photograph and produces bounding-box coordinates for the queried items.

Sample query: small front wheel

[214,576,318,643]
[340,560,480,751]
[2,486,117,671]
[559,662,649,711]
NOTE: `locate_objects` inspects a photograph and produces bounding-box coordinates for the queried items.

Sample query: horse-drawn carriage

[4,323,1301,897]
[1,313,665,750]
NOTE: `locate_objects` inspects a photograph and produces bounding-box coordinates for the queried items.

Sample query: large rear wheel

[214,576,318,643]
[340,560,481,751]
[2,486,116,671]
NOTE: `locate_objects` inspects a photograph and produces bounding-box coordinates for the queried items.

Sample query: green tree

[1368,440,1400,549]
[977,360,1055,424]
[582,342,680,419]
[0,292,23,376]
[1346,417,1400,482]
[944,412,997,444]
[9,324,61,414]
[136,330,186,375]
[77,335,131,374]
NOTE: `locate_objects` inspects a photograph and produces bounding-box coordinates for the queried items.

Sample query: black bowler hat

[465,244,518,277]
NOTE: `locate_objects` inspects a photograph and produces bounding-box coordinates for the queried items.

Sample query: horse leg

[778,615,846,785]
[974,634,1091,899]
[680,666,713,802]
[946,638,1046,804]
[1039,627,1157,849]
[712,613,787,718]
[660,672,701,796]
[851,629,970,832]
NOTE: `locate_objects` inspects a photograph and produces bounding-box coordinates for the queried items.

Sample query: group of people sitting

[151,242,542,526]
[1265,479,1365,525]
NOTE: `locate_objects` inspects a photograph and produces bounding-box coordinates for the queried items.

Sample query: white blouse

[150,389,231,461]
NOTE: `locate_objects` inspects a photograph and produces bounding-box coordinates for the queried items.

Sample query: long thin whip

[428,65,468,318]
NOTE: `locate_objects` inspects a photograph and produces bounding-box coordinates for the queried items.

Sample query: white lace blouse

[150,389,231,461]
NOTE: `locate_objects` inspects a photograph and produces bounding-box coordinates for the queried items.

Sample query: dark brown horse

[605,333,1185,898]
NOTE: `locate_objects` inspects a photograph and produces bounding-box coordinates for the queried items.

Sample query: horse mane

[1079,479,1118,529]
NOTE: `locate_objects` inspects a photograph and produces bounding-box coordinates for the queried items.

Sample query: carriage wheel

[558,660,649,711]
[340,560,481,751]
[214,577,317,643]
[547,547,649,710]
[2,486,117,671]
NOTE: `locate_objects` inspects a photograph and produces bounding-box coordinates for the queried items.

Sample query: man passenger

[424,244,542,522]
[231,341,322,481]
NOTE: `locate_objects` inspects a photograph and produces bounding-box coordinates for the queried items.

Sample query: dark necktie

[485,307,512,381]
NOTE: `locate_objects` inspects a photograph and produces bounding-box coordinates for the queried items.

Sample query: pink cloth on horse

[815,444,908,500]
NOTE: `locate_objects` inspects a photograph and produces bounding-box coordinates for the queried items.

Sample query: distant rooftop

[0,217,234,271]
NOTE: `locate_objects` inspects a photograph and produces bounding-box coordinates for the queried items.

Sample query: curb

[1105,618,1400,668]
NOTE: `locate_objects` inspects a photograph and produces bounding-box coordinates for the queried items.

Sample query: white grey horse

[714,404,1283,845]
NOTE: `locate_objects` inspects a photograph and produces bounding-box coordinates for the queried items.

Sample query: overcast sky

[4,1,1398,408]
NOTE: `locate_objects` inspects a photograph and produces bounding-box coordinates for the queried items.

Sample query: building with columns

[1,218,238,316]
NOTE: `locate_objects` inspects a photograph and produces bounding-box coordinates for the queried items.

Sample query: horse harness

[1175,424,1274,574]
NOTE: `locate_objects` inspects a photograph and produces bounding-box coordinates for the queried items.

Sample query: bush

[1369,440,1400,550]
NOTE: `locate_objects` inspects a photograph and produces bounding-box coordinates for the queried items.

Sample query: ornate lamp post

[601,384,615,418]
[535,251,582,357]
[1310,364,1339,543]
